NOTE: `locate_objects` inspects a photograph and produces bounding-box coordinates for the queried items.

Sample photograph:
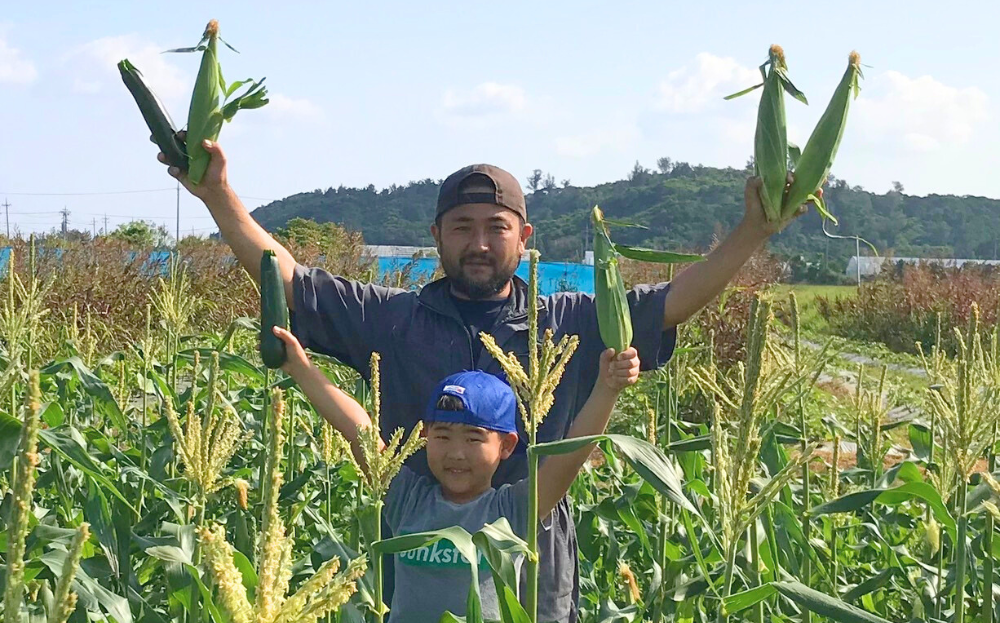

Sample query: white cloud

[554,122,640,158]
[441,82,527,118]
[66,34,188,100]
[854,70,989,151]
[656,53,759,114]
[0,34,38,84]
[266,93,324,120]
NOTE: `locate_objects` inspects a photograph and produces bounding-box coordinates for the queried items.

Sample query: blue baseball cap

[425,370,518,435]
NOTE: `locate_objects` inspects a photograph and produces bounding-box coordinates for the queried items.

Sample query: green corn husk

[185,20,224,185]
[726,45,807,223]
[592,206,632,353]
[755,45,792,222]
[782,51,863,223]
[166,20,269,185]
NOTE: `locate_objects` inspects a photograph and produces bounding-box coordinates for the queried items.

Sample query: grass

[771,284,856,333]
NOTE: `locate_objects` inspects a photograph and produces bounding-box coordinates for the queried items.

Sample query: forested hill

[248,161,1000,267]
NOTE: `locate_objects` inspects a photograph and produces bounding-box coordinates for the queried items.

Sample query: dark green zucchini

[118,58,188,171]
[259,250,288,368]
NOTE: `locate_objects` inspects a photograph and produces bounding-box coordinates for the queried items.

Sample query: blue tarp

[377,257,593,295]
[0,245,595,296]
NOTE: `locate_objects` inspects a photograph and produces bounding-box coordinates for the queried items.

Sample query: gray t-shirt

[384,466,552,622]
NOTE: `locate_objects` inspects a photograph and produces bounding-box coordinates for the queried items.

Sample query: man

[161,138,804,622]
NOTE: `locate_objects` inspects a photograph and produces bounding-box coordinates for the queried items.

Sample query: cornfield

[3,242,1000,623]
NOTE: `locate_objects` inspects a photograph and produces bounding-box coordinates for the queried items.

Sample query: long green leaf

[809,482,955,540]
[39,428,137,514]
[0,411,20,474]
[531,434,699,515]
[772,581,893,623]
[374,526,483,623]
[612,244,704,264]
[41,357,127,431]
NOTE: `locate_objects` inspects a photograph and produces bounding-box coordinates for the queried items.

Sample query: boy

[272,326,639,622]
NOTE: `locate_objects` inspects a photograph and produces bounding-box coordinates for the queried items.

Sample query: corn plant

[480,249,579,621]
[198,387,368,623]
[3,371,42,623]
[921,304,1000,623]
[356,351,425,623]
[854,365,890,487]
[161,350,246,521]
[689,296,816,621]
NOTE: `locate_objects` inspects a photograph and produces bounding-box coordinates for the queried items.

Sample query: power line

[0,188,176,197]
[0,188,276,202]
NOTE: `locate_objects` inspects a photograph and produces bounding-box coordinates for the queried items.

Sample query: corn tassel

[591,206,632,352]
[783,52,863,223]
[3,371,42,623]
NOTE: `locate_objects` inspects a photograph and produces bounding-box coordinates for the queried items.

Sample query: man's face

[424,421,518,503]
[431,204,533,300]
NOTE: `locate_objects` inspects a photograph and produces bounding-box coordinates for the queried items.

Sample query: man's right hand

[157,131,230,202]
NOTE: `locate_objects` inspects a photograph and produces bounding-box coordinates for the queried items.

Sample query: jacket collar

[416,274,546,327]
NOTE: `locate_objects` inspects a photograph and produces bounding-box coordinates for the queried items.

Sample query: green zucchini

[118,58,188,171]
[259,250,288,368]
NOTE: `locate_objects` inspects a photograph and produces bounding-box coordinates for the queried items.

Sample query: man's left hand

[743,173,823,238]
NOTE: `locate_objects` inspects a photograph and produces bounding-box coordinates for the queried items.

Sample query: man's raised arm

[160,137,298,309]
[661,175,813,328]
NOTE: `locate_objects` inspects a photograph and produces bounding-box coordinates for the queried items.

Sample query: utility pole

[856,237,861,287]
[2,198,10,239]
[103,214,109,236]
[60,206,70,236]
[92,218,97,238]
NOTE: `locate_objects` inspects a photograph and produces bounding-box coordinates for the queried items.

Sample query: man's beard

[442,252,518,300]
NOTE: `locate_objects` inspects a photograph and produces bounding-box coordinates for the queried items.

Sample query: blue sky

[1,1,997,238]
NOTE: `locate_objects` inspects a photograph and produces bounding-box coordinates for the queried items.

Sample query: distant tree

[744,156,755,173]
[543,173,557,191]
[628,161,651,183]
[277,217,359,250]
[656,157,674,174]
[108,220,172,248]
[672,161,694,177]
[62,228,93,243]
[527,169,543,192]
[892,181,905,194]
[561,179,572,188]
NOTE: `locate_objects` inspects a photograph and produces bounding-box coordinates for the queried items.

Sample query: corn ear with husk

[725,45,807,222]
[590,206,704,352]
[783,52,863,224]
[167,20,269,184]
[592,206,632,352]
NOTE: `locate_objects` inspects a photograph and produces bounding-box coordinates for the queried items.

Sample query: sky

[1,1,998,238]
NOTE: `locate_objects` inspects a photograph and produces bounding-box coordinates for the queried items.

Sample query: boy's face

[425,421,520,503]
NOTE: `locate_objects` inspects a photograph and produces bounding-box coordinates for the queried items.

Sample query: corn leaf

[809,482,955,540]
[531,434,699,515]
[374,526,484,623]
[723,82,763,100]
[771,581,893,623]
[612,244,704,264]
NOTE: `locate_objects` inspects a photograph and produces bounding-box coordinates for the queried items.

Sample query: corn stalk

[356,352,425,622]
[481,249,579,622]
